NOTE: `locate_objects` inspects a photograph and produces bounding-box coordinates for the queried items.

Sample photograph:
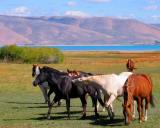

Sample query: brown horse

[126,59,136,72]
[123,74,155,125]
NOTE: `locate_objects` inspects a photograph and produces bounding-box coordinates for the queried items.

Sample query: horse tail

[141,74,155,107]
[97,89,105,107]
[150,94,156,107]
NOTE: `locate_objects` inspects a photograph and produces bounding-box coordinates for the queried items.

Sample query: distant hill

[151,24,160,28]
[0,15,160,45]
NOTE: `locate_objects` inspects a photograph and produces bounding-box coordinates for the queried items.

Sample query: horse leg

[91,95,99,118]
[106,94,116,107]
[91,95,95,108]
[103,95,113,120]
[57,99,62,106]
[137,98,142,123]
[46,94,59,119]
[97,89,105,112]
[132,100,136,118]
[110,104,115,117]
[144,97,149,121]
[47,89,54,106]
[39,84,48,103]
[140,98,145,122]
[80,95,87,119]
[102,95,107,112]
[66,97,70,119]
[106,94,116,120]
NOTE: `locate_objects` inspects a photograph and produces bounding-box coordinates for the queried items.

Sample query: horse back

[126,74,153,97]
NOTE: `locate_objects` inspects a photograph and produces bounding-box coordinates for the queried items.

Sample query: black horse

[33,66,104,119]
[32,64,63,105]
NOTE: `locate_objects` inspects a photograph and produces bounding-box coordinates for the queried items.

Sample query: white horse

[72,72,134,120]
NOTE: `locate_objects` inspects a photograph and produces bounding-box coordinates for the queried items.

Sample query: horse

[32,64,62,105]
[32,64,49,103]
[67,69,106,111]
[72,72,133,120]
[67,69,93,77]
[126,59,136,72]
[33,66,104,119]
[123,74,155,125]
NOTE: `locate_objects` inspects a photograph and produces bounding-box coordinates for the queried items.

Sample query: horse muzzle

[32,73,35,77]
[33,81,38,87]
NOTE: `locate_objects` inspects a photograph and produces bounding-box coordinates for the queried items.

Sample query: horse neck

[118,72,133,83]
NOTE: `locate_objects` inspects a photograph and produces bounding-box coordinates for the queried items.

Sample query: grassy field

[0,51,160,128]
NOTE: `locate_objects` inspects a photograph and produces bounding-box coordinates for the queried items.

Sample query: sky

[0,0,160,23]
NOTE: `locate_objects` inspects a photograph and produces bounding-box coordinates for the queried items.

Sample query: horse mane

[123,85,128,103]
[42,66,67,76]
[123,75,135,105]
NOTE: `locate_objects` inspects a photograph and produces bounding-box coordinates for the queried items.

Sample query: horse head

[123,85,134,125]
[67,69,80,77]
[33,68,48,87]
[32,64,41,77]
[126,59,136,72]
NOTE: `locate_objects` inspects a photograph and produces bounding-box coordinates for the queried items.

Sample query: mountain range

[0,15,160,45]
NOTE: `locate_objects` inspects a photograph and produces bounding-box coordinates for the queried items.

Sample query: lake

[34,45,160,51]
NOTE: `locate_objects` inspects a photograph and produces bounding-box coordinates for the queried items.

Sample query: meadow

[0,51,160,128]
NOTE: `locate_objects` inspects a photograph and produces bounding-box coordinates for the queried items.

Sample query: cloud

[89,0,111,3]
[152,15,160,20]
[147,0,157,3]
[6,6,30,16]
[65,10,89,17]
[117,14,136,19]
[67,1,77,6]
[144,5,159,10]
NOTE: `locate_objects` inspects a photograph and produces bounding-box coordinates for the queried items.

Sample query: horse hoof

[57,102,61,106]
[110,117,114,121]
[112,112,115,118]
[110,115,114,121]
[80,114,86,120]
[95,113,100,119]
[144,117,147,122]
[102,108,106,112]
[47,116,51,120]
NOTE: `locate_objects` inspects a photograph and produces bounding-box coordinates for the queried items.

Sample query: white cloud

[144,5,159,10]
[89,0,111,3]
[117,14,136,19]
[152,15,160,20]
[65,10,89,17]
[6,6,30,16]
[147,0,157,3]
[67,1,77,6]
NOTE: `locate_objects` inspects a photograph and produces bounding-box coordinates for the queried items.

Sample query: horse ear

[33,64,38,67]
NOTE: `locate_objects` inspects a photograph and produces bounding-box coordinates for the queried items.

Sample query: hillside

[0,15,160,45]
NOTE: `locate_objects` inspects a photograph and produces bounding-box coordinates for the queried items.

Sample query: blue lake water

[37,45,160,51]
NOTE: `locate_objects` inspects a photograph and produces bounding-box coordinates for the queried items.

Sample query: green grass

[0,51,160,128]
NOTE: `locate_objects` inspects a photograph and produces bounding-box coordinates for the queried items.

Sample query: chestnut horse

[67,69,93,78]
[123,74,155,125]
[126,59,136,72]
